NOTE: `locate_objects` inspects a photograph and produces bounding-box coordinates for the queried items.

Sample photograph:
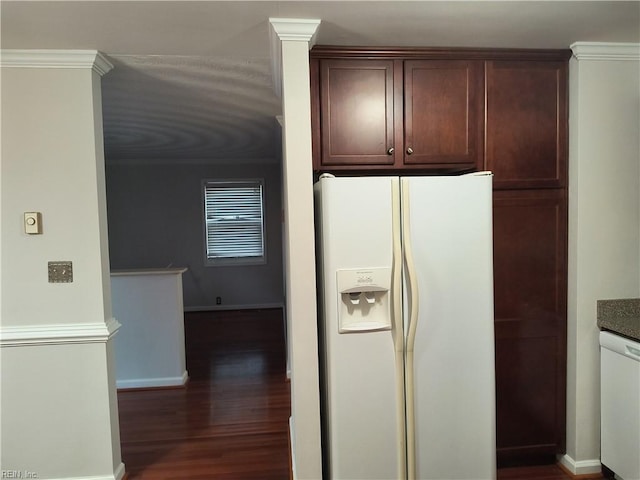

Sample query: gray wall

[105,162,284,309]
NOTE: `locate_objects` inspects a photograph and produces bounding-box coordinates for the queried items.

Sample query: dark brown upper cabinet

[311,52,483,173]
[317,59,397,167]
[404,60,483,169]
[485,60,568,189]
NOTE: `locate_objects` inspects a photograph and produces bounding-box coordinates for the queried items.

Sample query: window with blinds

[203,179,266,265]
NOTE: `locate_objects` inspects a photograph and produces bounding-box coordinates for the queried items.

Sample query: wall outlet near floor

[216,297,222,305]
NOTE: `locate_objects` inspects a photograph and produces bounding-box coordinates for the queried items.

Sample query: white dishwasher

[600,331,640,480]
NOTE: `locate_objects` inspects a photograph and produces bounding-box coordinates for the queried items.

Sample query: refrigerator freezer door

[315,176,405,480]
[402,175,496,480]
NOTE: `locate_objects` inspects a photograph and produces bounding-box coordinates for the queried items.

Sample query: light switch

[24,212,42,234]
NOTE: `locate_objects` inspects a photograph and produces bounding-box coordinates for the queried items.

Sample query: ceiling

[2,1,639,164]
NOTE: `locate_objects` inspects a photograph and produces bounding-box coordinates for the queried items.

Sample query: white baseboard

[558,453,602,475]
[116,370,188,389]
[114,462,126,480]
[34,462,126,480]
[289,416,297,480]
[184,302,284,312]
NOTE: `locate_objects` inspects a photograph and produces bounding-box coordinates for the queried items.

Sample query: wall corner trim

[570,42,640,61]
[0,49,114,75]
[0,317,122,347]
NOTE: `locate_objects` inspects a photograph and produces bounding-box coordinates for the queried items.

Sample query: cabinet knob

[387,147,394,155]
[406,147,414,155]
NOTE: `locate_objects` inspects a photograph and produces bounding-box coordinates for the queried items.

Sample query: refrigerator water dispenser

[336,267,392,333]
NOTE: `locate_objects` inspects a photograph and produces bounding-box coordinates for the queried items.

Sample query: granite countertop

[597,298,640,341]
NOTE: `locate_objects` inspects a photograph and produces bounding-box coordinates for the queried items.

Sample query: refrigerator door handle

[391,178,407,480]
[401,179,420,352]
[401,178,420,480]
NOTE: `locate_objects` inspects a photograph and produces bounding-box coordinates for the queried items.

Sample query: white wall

[564,42,640,474]
[2,68,112,328]
[0,51,124,479]
[111,270,188,389]
[105,161,284,310]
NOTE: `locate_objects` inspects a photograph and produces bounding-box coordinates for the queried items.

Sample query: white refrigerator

[314,173,496,480]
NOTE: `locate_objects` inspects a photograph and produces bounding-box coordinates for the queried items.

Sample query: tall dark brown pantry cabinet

[486,57,569,466]
[310,47,570,467]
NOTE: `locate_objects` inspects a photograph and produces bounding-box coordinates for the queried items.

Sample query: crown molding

[0,317,121,347]
[269,18,321,98]
[105,156,280,166]
[0,49,114,76]
[571,42,640,61]
[269,18,321,44]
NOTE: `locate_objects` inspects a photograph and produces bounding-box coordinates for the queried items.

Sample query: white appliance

[600,331,640,480]
[314,174,496,480]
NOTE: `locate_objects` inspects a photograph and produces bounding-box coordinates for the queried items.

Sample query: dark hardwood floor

[497,465,603,480]
[117,308,602,480]
[118,309,291,479]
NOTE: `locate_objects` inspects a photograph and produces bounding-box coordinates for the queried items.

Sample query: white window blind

[203,180,265,263]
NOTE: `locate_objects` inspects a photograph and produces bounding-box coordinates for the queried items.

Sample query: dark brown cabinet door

[404,60,482,170]
[318,59,397,167]
[486,61,568,189]
[493,188,567,466]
